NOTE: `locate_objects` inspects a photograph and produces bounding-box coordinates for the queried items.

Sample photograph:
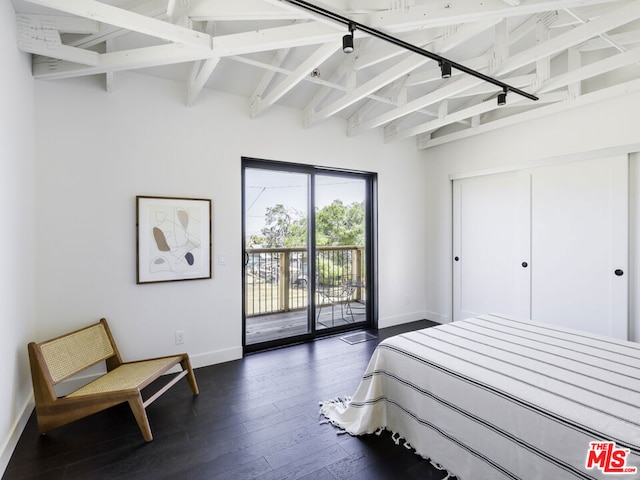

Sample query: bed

[320,314,640,479]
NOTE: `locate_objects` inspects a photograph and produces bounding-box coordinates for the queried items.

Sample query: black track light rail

[281,0,539,102]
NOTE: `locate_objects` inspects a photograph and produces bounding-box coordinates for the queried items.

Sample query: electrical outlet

[175,330,184,345]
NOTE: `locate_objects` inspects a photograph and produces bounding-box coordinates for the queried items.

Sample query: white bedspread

[320,314,640,479]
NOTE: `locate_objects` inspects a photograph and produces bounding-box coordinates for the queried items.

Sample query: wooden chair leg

[180,357,199,395]
[128,395,153,442]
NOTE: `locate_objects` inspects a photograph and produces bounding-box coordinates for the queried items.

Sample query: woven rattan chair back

[39,323,116,384]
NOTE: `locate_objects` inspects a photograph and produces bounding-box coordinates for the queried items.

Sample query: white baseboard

[425,310,450,324]
[379,310,429,329]
[189,346,243,369]
[1,395,34,478]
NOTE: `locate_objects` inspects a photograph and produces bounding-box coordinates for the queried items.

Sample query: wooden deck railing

[245,246,364,317]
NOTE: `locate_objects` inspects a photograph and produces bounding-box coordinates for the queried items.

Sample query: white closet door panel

[531,155,628,339]
[453,172,531,321]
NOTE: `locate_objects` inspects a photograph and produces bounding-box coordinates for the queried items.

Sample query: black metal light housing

[342,33,354,53]
[440,61,452,79]
[343,22,355,54]
[497,88,508,106]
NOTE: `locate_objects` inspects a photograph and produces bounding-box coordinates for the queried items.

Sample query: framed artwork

[136,196,212,284]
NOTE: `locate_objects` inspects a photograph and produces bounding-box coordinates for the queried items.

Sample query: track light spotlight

[342,33,354,53]
[497,88,508,106]
[440,61,452,79]
[342,22,355,54]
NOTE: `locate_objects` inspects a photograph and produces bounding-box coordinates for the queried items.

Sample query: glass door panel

[244,167,310,346]
[314,174,367,330]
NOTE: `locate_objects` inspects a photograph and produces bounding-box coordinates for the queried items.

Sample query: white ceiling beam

[31,43,205,79]
[365,0,622,31]
[65,0,168,49]
[303,44,361,113]
[261,0,347,28]
[564,7,628,54]
[312,18,500,128]
[352,30,439,71]
[580,31,640,52]
[451,74,536,97]
[230,53,403,107]
[25,0,211,50]
[392,43,640,143]
[250,20,304,106]
[360,1,640,138]
[535,15,552,85]
[347,25,480,135]
[250,41,341,118]
[405,10,544,89]
[17,14,99,34]
[347,19,505,135]
[187,57,221,106]
[251,49,292,104]
[105,39,114,92]
[405,55,493,87]
[184,20,216,106]
[230,54,347,91]
[539,45,640,94]
[388,91,565,143]
[493,19,509,68]
[211,22,343,56]
[418,78,640,149]
[31,21,345,79]
[305,53,430,127]
[567,46,582,98]
[348,76,410,132]
[17,15,99,66]
[187,0,309,21]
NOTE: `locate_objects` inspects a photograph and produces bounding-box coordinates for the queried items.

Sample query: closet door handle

[454,256,459,262]
[615,269,624,276]
[522,262,528,268]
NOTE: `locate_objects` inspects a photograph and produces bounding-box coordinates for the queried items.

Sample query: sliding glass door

[314,174,367,330]
[242,158,375,352]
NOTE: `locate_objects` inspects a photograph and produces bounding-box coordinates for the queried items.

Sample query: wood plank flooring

[3,320,453,480]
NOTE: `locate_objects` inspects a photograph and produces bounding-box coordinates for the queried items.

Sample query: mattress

[320,314,640,479]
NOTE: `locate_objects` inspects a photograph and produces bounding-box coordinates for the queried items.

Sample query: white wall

[0,1,37,473]
[33,72,429,369]
[422,92,640,340]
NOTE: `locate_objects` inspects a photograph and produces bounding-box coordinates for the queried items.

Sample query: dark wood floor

[3,320,452,480]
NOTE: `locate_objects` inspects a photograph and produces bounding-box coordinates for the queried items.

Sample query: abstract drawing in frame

[136,196,212,284]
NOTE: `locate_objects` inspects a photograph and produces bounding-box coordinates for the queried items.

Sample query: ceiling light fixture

[497,88,508,106]
[342,23,355,54]
[440,60,452,79]
[280,0,539,103]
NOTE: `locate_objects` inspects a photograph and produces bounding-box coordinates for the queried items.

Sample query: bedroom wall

[422,91,640,341]
[0,0,37,473]
[33,71,429,368]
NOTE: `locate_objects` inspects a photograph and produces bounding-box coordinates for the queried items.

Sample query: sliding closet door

[531,155,628,339]
[453,172,531,321]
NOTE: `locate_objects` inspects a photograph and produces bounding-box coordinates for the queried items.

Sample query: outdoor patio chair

[316,275,360,326]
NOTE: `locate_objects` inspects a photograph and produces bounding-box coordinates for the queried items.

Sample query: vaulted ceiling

[11,0,640,149]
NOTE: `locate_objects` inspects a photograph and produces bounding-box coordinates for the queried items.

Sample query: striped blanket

[320,314,640,479]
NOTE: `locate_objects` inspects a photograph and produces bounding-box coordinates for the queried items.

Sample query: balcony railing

[245,246,364,317]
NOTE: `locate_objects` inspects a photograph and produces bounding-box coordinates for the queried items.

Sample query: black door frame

[242,157,378,353]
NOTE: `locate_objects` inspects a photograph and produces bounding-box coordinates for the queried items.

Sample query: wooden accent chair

[27,318,199,442]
